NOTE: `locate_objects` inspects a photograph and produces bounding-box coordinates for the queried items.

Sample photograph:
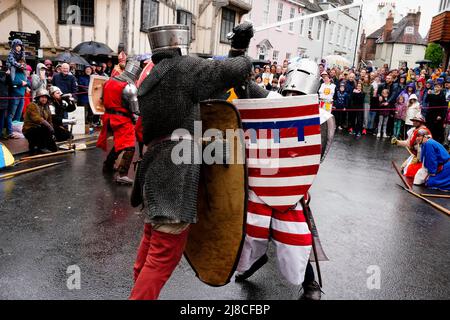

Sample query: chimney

[384,10,394,41]
[415,6,421,30]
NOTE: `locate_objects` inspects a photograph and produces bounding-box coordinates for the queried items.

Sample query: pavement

[2,133,99,156]
[0,132,449,300]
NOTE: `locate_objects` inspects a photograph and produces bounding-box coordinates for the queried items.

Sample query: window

[263,0,270,24]
[307,18,314,39]
[277,2,283,22]
[177,9,194,41]
[300,13,305,35]
[258,45,267,60]
[308,17,314,32]
[317,20,322,40]
[348,30,353,48]
[289,7,295,32]
[273,50,279,62]
[405,26,414,35]
[405,44,413,55]
[141,0,159,32]
[329,22,335,43]
[336,24,342,45]
[220,8,236,43]
[343,27,348,47]
[58,0,94,26]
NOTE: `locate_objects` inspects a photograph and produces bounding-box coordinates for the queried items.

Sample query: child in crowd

[405,94,421,133]
[333,82,349,130]
[6,39,26,83]
[255,75,265,88]
[270,78,279,92]
[377,88,391,138]
[393,95,407,139]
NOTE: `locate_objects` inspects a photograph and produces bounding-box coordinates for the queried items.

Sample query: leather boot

[299,281,323,300]
[116,149,135,185]
[103,149,118,174]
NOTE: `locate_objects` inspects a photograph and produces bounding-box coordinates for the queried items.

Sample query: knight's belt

[105,109,132,119]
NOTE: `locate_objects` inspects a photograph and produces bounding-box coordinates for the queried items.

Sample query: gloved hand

[62,93,75,102]
[132,114,139,125]
[227,22,254,50]
[41,120,54,134]
[391,137,398,145]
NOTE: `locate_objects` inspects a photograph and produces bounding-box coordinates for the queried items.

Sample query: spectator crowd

[1,39,449,154]
[0,39,124,153]
[254,59,450,149]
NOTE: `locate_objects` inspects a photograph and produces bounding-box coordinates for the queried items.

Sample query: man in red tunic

[96,60,142,185]
[392,115,432,178]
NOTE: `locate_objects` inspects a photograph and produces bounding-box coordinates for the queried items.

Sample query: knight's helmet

[147,24,190,55]
[281,58,321,96]
[119,60,142,83]
[34,88,51,101]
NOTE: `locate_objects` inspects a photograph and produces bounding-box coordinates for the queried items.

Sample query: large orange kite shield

[184,100,248,287]
[88,75,108,115]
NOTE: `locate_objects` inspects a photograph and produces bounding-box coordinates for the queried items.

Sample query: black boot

[299,281,323,300]
[235,254,268,282]
[103,149,119,174]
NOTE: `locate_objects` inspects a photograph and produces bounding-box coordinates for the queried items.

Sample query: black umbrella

[415,59,432,65]
[55,51,90,66]
[73,41,115,56]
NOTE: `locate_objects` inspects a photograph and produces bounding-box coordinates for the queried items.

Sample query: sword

[301,197,323,288]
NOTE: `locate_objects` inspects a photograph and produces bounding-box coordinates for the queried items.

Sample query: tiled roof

[367,14,427,45]
[367,25,387,40]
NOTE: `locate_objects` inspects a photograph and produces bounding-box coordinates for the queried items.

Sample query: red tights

[129,224,189,300]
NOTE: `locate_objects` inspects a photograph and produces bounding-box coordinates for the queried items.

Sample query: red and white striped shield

[234,95,321,212]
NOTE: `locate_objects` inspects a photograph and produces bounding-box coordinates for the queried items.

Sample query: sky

[360,0,440,37]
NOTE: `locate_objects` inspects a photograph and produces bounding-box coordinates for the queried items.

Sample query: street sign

[8,31,40,48]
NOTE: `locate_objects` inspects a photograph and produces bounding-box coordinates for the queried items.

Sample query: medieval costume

[234,58,334,300]
[96,60,141,185]
[130,23,254,300]
[419,132,450,191]
[392,115,431,180]
[22,88,58,155]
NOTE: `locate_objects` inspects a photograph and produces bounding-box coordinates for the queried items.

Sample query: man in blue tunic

[417,129,450,191]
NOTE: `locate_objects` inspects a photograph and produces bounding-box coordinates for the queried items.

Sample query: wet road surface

[0,133,449,300]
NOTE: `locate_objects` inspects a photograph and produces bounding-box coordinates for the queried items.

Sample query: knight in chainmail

[129,23,254,300]
[96,59,142,185]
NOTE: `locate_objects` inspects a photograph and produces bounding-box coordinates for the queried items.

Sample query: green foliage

[425,43,444,68]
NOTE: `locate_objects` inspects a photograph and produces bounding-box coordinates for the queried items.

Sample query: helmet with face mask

[281,58,320,96]
[280,58,335,162]
[147,24,190,56]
